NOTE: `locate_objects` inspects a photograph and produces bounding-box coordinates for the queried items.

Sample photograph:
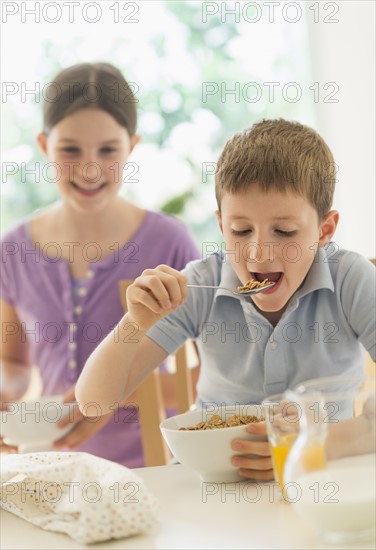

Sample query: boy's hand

[126,265,188,332]
[231,421,275,481]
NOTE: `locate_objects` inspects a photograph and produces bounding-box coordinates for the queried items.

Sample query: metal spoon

[187,281,275,297]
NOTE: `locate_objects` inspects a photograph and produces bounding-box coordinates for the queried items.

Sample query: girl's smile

[69,180,107,196]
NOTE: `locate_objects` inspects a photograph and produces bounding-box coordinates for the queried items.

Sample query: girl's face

[217,184,338,323]
[38,109,139,214]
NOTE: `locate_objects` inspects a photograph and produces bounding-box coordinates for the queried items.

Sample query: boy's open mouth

[252,272,283,284]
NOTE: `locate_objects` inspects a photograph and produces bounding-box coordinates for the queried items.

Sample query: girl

[0,62,200,467]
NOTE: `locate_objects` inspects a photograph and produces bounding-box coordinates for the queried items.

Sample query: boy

[77,119,375,480]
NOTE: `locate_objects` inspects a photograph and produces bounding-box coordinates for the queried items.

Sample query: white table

[1,463,375,550]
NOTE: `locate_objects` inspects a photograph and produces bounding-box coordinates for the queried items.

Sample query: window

[2,1,314,245]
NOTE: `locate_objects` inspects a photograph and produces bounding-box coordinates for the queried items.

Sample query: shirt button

[270,341,278,350]
[68,359,77,369]
[86,270,94,279]
[78,287,87,296]
[74,306,82,315]
[68,342,77,350]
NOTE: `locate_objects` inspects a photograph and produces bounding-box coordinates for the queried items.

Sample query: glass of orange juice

[262,393,327,497]
[261,394,300,494]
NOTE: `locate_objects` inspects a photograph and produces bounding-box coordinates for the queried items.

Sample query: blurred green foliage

[1,0,312,246]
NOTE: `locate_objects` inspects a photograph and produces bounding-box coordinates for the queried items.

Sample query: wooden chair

[119,280,198,467]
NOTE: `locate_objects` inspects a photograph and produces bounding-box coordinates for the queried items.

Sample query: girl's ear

[37,133,48,155]
[216,210,224,235]
[318,210,339,247]
[129,133,141,153]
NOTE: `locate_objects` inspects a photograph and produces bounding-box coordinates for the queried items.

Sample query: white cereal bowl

[0,395,77,452]
[160,404,265,483]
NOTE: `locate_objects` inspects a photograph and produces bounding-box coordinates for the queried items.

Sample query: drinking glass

[262,394,301,494]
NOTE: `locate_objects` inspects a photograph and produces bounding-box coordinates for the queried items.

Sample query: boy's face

[217,184,338,321]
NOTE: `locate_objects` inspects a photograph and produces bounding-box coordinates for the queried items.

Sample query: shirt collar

[295,246,335,300]
[215,253,243,302]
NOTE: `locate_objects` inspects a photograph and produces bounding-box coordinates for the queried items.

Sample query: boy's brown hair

[42,62,137,136]
[215,119,336,218]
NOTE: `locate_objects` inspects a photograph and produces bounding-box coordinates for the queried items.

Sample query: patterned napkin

[0,452,158,544]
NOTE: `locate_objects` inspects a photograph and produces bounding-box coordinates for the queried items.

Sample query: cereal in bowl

[179,413,263,431]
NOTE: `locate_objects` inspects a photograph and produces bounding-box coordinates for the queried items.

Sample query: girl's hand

[0,401,18,454]
[0,436,18,453]
[231,421,275,481]
[52,386,112,450]
[125,265,188,332]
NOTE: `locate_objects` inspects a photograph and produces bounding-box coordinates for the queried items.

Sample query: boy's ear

[318,210,339,247]
[215,210,224,235]
[37,133,48,155]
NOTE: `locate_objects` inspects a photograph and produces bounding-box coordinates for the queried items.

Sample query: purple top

[1,211,200,467]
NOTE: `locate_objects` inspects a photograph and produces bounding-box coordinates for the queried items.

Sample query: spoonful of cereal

[187,278,275,297]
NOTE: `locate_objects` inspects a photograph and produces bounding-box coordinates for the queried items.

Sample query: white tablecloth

[1,462,375,549]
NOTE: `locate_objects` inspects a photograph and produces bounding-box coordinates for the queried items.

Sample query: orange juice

[302,441,327,471]
[271,434,327,490]
[271,433,298,489]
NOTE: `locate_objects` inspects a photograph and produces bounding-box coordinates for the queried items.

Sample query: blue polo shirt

[147,246,375,407]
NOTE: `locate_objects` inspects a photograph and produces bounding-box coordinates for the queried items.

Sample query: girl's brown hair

[215,119,336,218]
[42,62,137,136]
